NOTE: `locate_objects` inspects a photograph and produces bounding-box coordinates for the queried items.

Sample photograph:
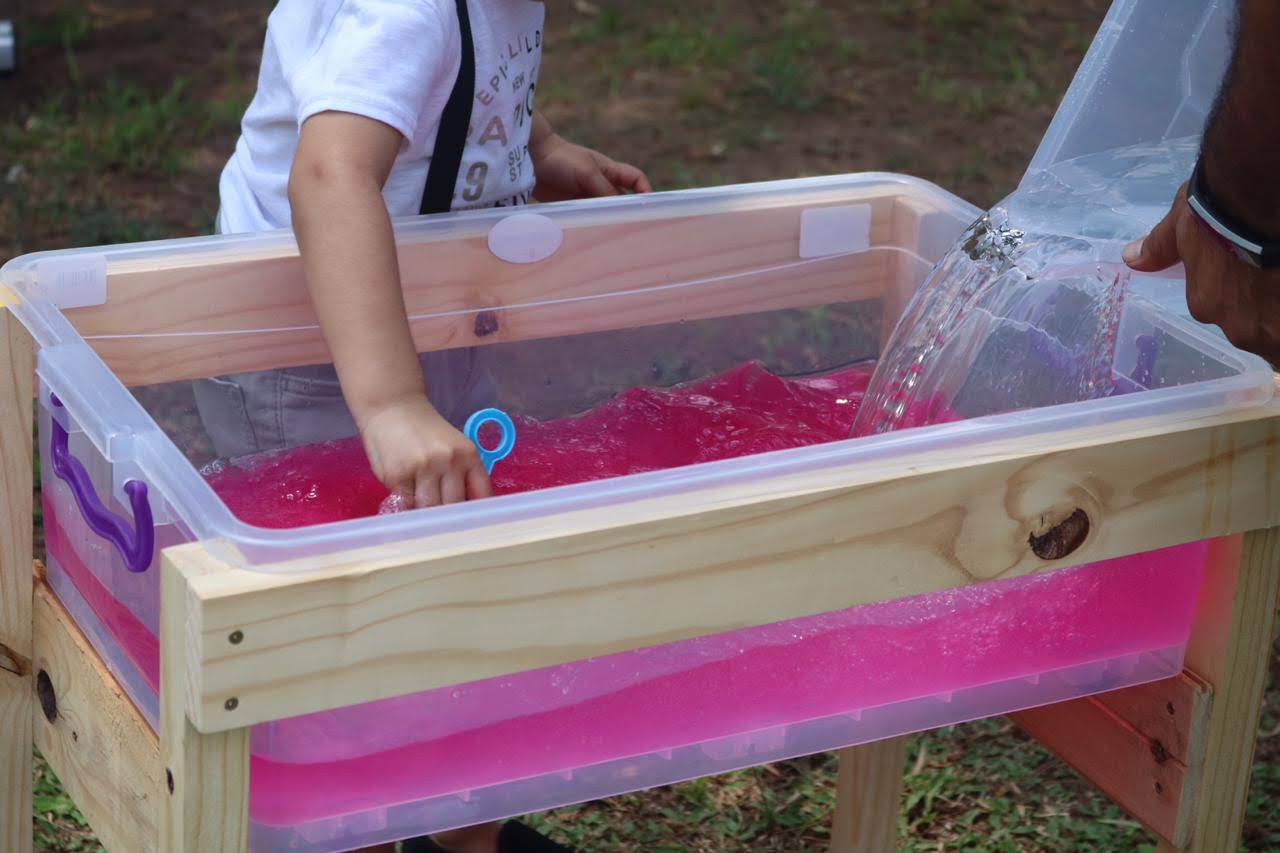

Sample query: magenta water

[242,543,1206,828]
[203,362,873,528]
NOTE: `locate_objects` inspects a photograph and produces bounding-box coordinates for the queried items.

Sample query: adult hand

[1124,182,1280,366]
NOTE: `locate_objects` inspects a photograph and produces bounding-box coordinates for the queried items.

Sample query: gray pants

[193,349,494,460]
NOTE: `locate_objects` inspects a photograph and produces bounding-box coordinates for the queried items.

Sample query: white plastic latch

[37,254,108,309]
[487,213,564,264]
[799,204,872,259]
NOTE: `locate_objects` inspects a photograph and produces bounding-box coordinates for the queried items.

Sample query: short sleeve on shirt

[292,0,457,143]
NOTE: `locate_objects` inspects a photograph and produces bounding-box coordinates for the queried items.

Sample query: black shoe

[497,821,574,852]
[400,821,573,853]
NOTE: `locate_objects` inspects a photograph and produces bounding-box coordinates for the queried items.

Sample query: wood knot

[1028,508,1090,561]
[36,670,57,723]
[473,310,500,337]
[0,641,29,677]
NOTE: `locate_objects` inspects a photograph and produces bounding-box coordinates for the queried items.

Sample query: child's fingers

[604,161,651,194]
[582,169,620,198]
[467,464,494,500]
[440,469,467,505]
[415,473,442,508]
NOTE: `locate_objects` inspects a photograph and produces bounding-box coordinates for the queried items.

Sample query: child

[198,0,650,505]
[202,0,649,850]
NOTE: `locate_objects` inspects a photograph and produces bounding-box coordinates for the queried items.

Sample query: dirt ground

[4,1,1279,851]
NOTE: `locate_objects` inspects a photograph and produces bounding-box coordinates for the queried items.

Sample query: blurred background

[3,1,1278,850]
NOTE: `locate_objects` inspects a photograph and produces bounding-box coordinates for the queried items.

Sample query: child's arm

[289,111,490,506]
[528,111,652,202]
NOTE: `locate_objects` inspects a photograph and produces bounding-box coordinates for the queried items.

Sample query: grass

[569,0,844,113]
[19,9,94,51]
[524,713,1280,851]
[6,75,194,178]
[33,752,102,853]
[6,1,1280,850]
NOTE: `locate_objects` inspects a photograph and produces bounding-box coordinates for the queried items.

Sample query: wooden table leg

[0,310,35,853]
[1174,529,1280,851]
[161,551,250,852]
[33,572,161,853]
[831,736,909,853]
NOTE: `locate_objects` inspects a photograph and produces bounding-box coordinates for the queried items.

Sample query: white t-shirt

[218,0,544,234]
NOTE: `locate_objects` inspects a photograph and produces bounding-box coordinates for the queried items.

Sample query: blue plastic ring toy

[464,408,517,475]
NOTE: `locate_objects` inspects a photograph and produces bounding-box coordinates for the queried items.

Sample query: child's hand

[359,394,492,507]
[531,132,652,203]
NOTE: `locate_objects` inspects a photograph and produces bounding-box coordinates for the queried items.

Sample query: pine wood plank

[32,576,160,853]
[160,552,249,852]
[830,737,909,853]
[1177,528,1280,851]
[1090,672,1211,767]
[1011,676,1212,845]
[0,310,34,853]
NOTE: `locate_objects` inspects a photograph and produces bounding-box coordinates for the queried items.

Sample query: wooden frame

[1,310,35,853]
[4,182,1280,851]
[31,571,159,853]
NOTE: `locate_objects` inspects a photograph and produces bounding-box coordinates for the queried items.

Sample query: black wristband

[1186,158,1280,269]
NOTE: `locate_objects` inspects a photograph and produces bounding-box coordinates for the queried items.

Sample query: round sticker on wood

[487,213,564,264]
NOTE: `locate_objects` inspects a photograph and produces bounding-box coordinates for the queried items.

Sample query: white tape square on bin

[37,254,108,309]
[798,204,871,259]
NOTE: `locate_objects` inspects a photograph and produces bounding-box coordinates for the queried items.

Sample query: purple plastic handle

[49,395,154,574]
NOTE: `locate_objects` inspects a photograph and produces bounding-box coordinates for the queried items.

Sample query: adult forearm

[1199,0,1280,234]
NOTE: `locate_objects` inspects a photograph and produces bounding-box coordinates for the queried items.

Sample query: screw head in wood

[228,630,244,645]
[225,697,239,711]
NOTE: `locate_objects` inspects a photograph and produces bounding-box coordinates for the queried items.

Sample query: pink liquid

[204,362,873,526]
[245,545,1204,826]
[43,362,1208,828]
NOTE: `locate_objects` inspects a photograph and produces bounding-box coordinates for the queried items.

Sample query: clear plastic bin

[1025,0,1229,186]
[7,171,1266,851]
[1011,0,1232,269]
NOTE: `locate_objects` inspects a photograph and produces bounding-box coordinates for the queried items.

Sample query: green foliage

[34,751,103,852]
[20,9,94,50]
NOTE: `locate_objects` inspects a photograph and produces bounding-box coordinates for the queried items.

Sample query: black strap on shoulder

[419,0,476,215]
